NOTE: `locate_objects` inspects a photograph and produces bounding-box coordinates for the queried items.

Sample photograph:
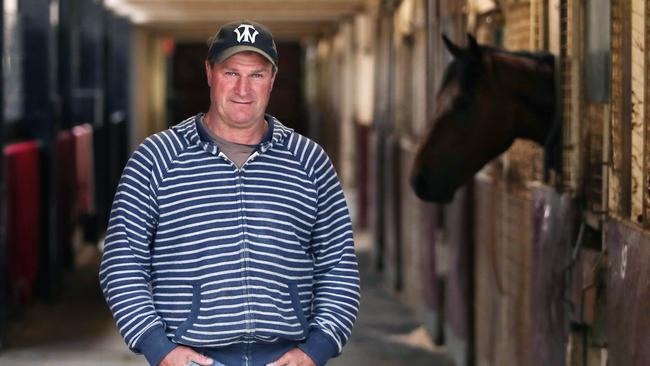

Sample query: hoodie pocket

[288,282,309,336]
[173,283,201,341]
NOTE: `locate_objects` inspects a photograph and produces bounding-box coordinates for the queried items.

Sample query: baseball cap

[207,20,278,69]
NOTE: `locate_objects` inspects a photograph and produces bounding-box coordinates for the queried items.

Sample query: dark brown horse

[410,34,560,203]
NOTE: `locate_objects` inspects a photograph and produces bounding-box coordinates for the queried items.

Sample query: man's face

[205,52,276,130]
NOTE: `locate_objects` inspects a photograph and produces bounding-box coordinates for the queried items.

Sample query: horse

[410,34,560,203]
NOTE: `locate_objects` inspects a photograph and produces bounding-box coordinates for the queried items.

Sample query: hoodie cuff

[298,328,339,366]
[135,325,177,366]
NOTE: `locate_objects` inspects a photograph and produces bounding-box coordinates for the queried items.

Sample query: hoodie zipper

[218,150,260,336]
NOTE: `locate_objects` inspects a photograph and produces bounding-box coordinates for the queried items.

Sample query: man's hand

[265,348,317,366]
[159,345,213,366]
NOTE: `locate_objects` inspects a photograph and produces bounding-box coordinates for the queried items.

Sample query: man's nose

[234,77,250,96]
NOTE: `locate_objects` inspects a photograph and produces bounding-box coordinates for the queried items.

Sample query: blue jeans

[189,362,226,366]
[196,340,299,366]
[188,361,226,366]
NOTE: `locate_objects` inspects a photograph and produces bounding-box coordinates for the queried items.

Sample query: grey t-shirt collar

[196,114,264,168]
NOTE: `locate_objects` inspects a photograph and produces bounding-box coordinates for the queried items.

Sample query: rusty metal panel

[530,0,545,50]
[568,0,584,194]
[507,141,545,187]
[609,0,632,217]
[584,103,606,219]
[529,185,573,366]
[503,2,531,50]
[502,2,546,184]
[495,189,532,366]
[569,248,603,327]
[644,0,650,229]
[559,0,573,192]
[606,220,650,365]
[609,0,624,214]
[630,0,645,223]
[474,177,501,366]
[444,184,474,366]
[558,0,585,195]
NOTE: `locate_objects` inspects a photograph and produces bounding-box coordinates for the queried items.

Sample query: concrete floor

[0,231,451,366]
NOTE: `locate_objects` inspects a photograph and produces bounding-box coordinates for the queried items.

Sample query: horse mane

[480,42,555,67]
[486,46,562,179]
[438,45,554,99]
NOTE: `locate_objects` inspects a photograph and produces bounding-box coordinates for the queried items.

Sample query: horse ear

[442,33,465,58]
[466,33,480,56]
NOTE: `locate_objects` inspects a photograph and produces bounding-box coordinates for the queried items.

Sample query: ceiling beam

[124,0,363,9]
[113,0,365,23]
[147,21,338,42]
[105,0,367,41]
[123,0,364,6]
[135,8,360,23]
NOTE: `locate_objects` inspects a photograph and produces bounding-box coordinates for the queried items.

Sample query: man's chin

[224,114,262,127]
[228,106,261,118]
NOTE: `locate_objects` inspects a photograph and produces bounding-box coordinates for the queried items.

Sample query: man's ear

[205,60,213,87]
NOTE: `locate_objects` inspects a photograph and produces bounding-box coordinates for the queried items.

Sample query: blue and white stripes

[99,115,360,366]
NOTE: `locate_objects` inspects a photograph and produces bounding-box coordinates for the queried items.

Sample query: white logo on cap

[234,24,259,43]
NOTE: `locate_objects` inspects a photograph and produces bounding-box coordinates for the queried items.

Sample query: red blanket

[4,141,41,304]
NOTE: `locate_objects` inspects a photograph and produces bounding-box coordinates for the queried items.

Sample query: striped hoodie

[99,115,360,366]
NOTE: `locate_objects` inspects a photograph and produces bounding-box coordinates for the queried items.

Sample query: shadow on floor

[330,242,452,366]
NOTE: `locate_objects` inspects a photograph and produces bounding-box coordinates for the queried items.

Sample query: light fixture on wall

[104,0,149,24]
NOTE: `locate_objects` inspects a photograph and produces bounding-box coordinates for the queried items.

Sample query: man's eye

[225,72,237,77]
[251,73,263,79]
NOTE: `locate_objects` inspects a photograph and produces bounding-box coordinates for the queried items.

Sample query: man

[99,20,360,366]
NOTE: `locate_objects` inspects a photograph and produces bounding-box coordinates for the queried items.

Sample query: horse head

[410,34,557,203]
